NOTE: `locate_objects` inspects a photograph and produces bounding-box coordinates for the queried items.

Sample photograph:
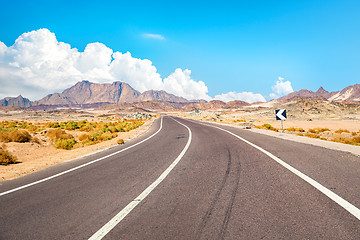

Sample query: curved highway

[1,116,360,239]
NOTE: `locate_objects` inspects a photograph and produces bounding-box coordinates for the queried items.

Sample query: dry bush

[47,129,74,142]
[331,136,351,144]
[305,133,321,139]
[259,123,278,132]
[9,130,32,143]
[25,124,38,133]
[286,127,305,132]
[351,136,360,145]
[308,128,330,134]
[78,133,93,142]
[55,138,76,150]
[351,132,357,136]
[0,131,10,143]
[117,139,124,144]
[0,144,17,165]
[335,129,350,134]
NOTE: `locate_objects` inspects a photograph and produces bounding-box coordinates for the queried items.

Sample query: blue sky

[0,0,359,101]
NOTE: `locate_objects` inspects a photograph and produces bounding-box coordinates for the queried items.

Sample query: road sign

[275,109,287,121]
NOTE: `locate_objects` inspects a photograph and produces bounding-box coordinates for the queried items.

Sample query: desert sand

[0,115,156,182]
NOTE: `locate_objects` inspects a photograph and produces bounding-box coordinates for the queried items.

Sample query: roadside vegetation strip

[190,119,360,221]
[89,117,192,240]
[0,117,163,197]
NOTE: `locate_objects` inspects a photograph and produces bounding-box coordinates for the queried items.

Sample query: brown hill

[0,95,32,108]
[137,90,188,103]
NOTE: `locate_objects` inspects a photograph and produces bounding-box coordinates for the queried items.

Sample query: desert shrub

[260,123,278,132]
[351,132,357,136]
[0,146,17,165]
[331,136,350,144]
[55,138,76,150]
[351,136,360,144]
[297,133,304,136]
[335,129,350,134]
[9,130,32,143]
[78,133,93,142]
[79,124,94,132]
[101,128,111,133]
[62,121,79,130]
[117,139,124,144]
[234,119,246,122]
[0,132,10,143]
[287,127,305,132]
[109,126,118,133]
[305,133,321,139]
[46,129,74,142]
[25,124,38,133]
[7,122,16,129]
[308,128,330,134]
[46,122,60,128]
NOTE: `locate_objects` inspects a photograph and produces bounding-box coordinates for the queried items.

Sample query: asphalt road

[1,116,360,239]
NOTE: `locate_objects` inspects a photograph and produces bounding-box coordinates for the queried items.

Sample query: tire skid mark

[218,159,241,239]
[195,146,232,239]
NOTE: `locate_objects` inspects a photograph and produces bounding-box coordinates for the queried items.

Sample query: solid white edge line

[88,117,192,240]
[0,117,164,197]
[190,119,360,221]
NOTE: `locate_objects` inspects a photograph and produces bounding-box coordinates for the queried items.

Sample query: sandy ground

[175,111,360,156]
[189,119,360,157]
[0,118,156,182]
[254,119,360,132]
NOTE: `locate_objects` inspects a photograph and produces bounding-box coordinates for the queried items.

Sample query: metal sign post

[275,109,287,133]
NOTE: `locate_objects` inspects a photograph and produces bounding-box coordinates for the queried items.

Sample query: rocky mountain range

[279,84,360,102]
[0,80,191,108]
[1,81,360,109]
[0,95,32,108]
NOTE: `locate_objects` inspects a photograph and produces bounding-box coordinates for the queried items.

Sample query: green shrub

[25,124,38,133]
[55,138,76,150]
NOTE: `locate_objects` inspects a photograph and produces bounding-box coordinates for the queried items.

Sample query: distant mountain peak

[0,95,32,108]
[279,84,360,102]
[316,86,328,94]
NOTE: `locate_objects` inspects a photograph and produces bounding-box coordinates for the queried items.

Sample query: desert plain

[1,97,360,182]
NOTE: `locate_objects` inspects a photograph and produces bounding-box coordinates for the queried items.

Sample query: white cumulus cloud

[164,69,211,100]
[270,77,293,99]
[214,91,266,103]
[142,33,165,40]
[0,28,210,101]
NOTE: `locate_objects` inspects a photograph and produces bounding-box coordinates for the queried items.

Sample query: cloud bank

[0,29,209,100]
[214,91,266,103]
